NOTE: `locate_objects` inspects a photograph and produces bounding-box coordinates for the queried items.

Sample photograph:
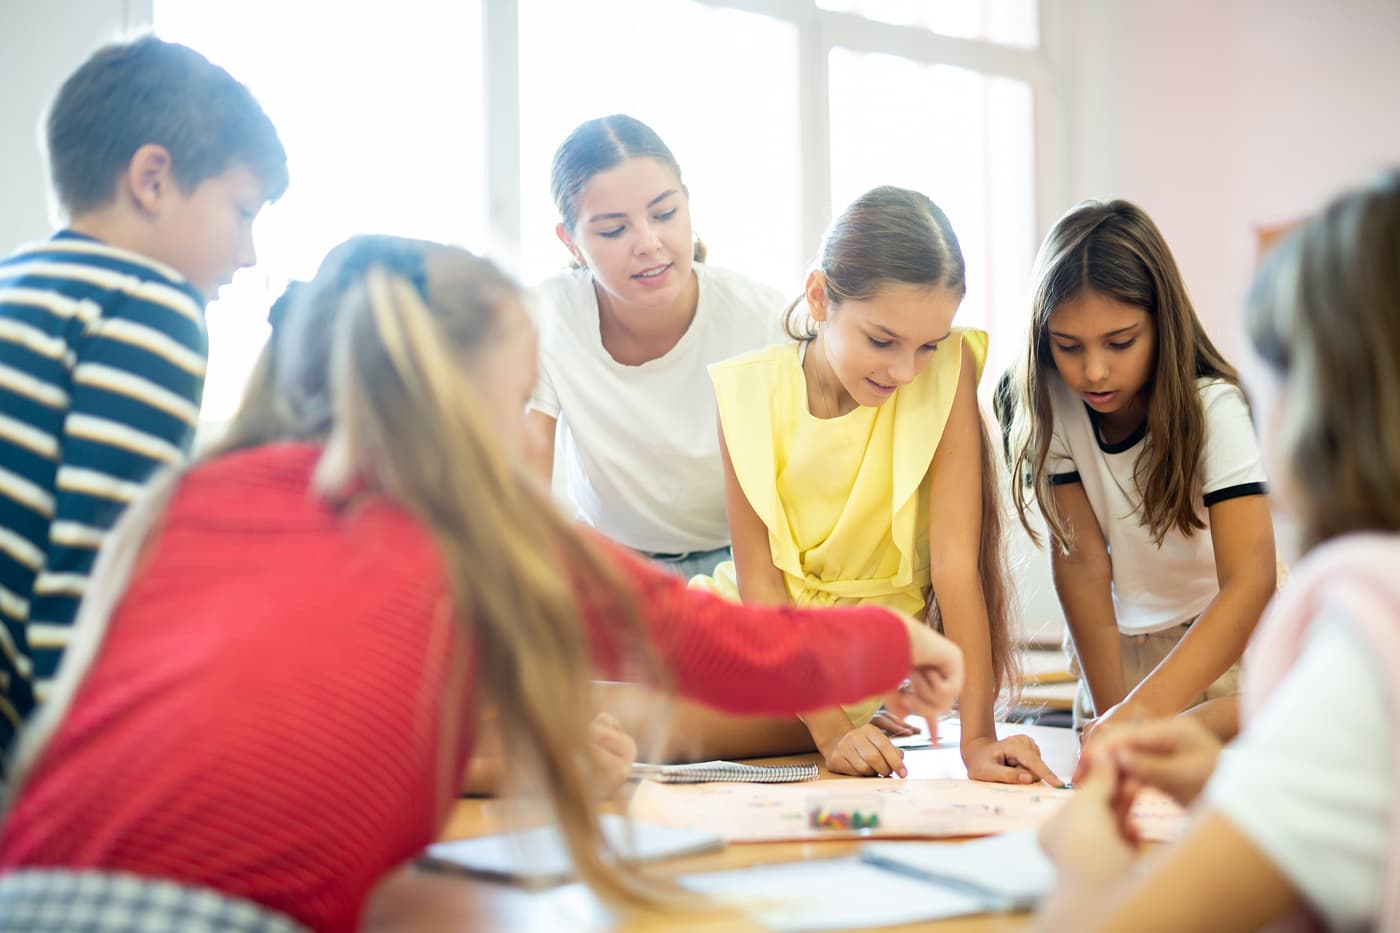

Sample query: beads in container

[806,796,883,832]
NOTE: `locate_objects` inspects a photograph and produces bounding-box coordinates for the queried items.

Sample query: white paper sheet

[862,830,1056,908]
[680,856,987,931]
[423,814,723,885]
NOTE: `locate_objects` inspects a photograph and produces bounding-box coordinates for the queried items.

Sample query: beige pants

[1064,621,1241,731]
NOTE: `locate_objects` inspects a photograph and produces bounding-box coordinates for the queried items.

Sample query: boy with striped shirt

[0,35,287,763]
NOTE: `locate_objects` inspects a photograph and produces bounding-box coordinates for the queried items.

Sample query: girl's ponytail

[318,254,668,908]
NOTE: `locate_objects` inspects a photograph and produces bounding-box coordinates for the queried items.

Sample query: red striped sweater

[0,443,909,931]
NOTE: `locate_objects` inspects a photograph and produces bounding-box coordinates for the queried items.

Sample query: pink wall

[1053,0,1400,360]
[1005,0,1400,638]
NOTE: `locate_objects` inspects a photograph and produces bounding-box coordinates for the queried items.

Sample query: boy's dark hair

[45,35,288,216]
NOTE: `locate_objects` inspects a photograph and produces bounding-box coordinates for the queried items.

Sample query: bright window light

[828,47,1036,383]
[516,0,802,294]
[155,0,486,423]
[817,0,1039,48]
[153,0,1039,421]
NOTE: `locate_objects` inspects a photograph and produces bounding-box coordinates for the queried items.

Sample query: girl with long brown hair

[1005,200,1278,740]
[0,235,963,932]
[1036,170,1400,933]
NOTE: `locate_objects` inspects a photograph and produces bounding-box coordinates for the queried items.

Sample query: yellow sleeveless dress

[693,328,989,725]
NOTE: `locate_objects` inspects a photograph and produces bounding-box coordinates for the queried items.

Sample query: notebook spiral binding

[632,760,819,784]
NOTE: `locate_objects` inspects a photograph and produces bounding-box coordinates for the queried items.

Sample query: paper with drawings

[631,777,1185,843]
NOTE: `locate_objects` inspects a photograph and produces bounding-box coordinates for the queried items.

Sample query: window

[828,49,1035,378]
[155,0,1047,421]
[155,0,486,423]
[516,0,802,290]
[816,0,1039,47]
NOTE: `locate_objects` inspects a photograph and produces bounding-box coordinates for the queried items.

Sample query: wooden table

[1016,648,1077,712]
[363,723,1080,932]
[1019,647,1075,686]
[1015,681,1076,712]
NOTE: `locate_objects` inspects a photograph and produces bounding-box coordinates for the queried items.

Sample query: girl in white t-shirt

[1036,172,1400,933]
[1005,200,1278,741]
[526,115,786,580]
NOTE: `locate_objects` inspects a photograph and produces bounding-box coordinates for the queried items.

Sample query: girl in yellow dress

[694,186,1059,784]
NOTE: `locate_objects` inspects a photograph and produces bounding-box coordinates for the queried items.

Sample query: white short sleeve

[1206,603,1391,930]
[1198,382,1268,506]
[521,264,786,553]
[529,357,561,419]
[523,289,561,418]
[1047,425,1077,479]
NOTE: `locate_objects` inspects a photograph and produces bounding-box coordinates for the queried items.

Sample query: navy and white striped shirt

[0,231,207,757]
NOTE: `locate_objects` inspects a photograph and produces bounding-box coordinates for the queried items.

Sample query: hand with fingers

[821,722,909,778]
[963,733,1065,786]
[1080,698,1150,748]
[884,615,964,726]
[587,712,637,799]
[870,709,919,737]
[1039,746,1140,886]
[1092,716,1224,806]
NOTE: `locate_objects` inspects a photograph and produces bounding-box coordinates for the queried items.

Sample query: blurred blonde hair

[10,235,674,910]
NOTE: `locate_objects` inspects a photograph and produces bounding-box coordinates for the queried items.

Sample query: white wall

[0,0,150,252]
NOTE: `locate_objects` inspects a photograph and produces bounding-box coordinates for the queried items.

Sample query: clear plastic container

[805,793,885,833]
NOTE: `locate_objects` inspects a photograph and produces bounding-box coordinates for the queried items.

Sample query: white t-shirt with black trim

[527,264,787,554]
[1046,375,1268,634]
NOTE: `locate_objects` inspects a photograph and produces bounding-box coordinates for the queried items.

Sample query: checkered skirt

[0,870,308,932]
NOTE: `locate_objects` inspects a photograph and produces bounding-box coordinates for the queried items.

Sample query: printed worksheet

[631,778,1185,843]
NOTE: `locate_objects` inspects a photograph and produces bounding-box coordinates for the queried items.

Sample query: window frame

[483,0,1060,273]
[139,0,1064,423]
[133,0,1063,279]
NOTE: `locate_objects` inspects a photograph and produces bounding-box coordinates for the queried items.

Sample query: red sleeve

[581,539,911,716]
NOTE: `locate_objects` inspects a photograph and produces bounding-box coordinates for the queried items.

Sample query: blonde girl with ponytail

[0,235,962,933]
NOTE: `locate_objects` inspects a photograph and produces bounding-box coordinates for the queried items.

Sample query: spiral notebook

[631,759,819,784]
